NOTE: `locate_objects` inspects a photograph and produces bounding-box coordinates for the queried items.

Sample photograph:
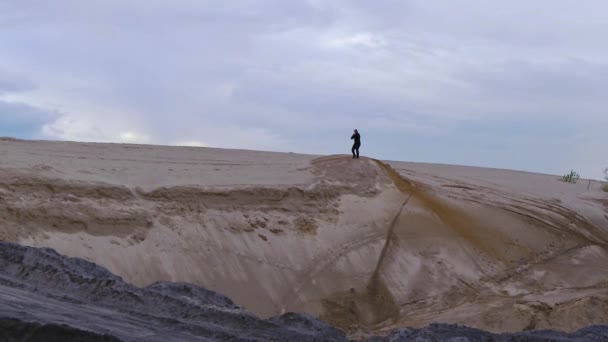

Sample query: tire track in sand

[281,157,411,313]
[316,160,415,330]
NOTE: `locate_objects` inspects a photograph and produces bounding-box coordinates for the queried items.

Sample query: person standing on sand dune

[351,129,361,159]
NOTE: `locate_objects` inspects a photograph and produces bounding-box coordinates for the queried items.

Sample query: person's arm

[351,134,355,139]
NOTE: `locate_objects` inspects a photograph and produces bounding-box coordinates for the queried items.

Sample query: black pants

[352,143,360,158]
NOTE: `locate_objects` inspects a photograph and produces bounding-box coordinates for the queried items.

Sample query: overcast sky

[1,1,607,178]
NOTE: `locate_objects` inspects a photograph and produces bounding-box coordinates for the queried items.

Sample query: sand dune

[1,138,607,335]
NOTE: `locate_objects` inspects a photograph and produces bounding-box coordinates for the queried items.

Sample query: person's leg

[356,144,360,158]
[351,144,356,158]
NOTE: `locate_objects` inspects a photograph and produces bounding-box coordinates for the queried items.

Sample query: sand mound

[1,139,607,335]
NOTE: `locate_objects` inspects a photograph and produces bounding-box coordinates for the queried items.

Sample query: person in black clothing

[351,129,361,159]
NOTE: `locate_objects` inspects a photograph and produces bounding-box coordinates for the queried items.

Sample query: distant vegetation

[603,168,608,192]
[562,170,580,184]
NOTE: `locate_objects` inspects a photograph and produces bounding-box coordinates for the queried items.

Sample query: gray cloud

[0,101,59,138]
[0,69,35,94]
[0,69,58,138]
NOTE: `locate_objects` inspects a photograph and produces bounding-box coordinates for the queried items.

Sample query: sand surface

[1,138,607,334]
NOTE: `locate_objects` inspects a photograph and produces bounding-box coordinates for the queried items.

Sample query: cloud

[0,101,59,138]
[323,32,387,49]
[0,69,35,95]
[117,131,150,144]
[0,68,61,139]
[174,141,207,147]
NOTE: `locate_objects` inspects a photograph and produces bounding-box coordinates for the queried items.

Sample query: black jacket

[351,132,361,145]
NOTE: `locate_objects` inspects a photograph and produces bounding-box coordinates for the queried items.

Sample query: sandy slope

[1,138,607,335]
[2,242,607,342]
[0,241,347,342]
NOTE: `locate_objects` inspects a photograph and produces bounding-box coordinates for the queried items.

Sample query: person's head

[354,129,358,133]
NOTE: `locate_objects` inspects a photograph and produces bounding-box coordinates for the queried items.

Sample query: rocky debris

[0,318,122,342]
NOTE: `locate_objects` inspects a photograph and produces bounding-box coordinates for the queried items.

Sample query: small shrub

[562,170,580,184]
